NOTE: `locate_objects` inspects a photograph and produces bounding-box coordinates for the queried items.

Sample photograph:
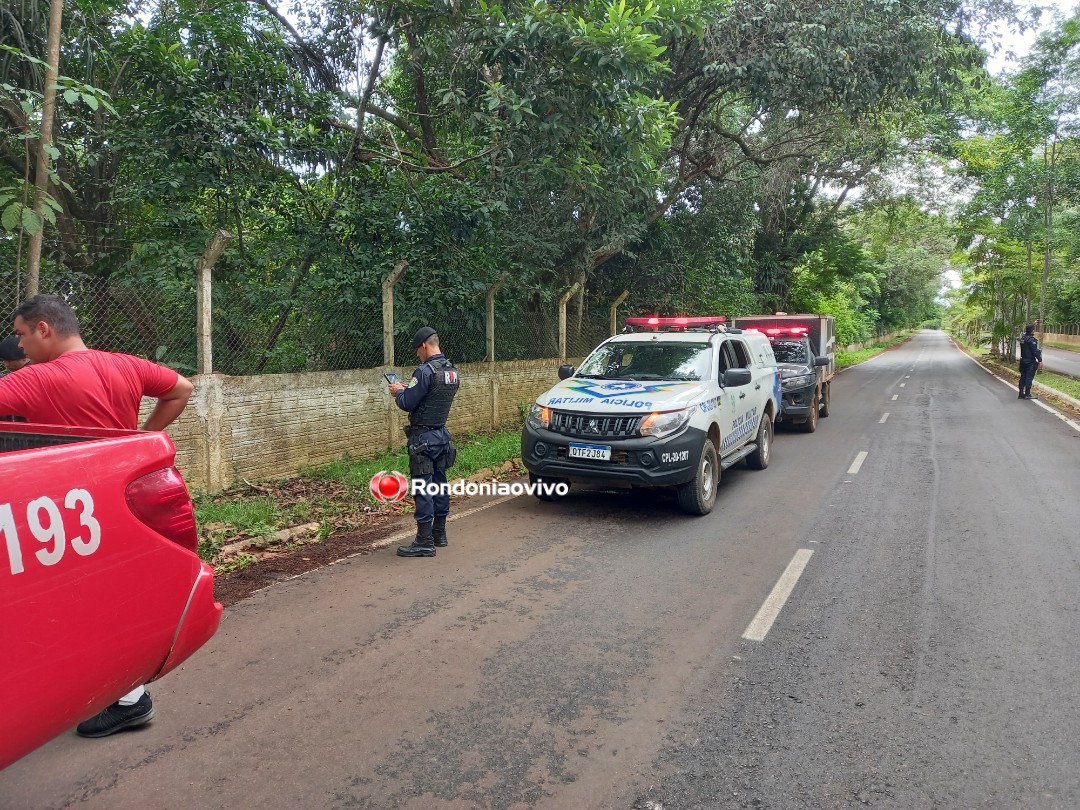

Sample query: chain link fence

[2,264,617,374]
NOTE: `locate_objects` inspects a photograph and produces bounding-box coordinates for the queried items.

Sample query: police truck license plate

[569,443,611,461]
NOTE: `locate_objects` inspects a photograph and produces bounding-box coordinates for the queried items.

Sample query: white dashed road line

[880,413,889,423]
[743,549,814,641]
[847,451,868,474]
[891,394,899,401]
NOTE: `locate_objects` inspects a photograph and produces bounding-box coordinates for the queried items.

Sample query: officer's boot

[432,515,448,547]
[1025,387,1037,399]
[1019,385,1025,399]
[397,522,436,557]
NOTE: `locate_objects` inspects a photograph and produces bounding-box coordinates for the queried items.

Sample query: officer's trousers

[1019,359,1038,391]
[414,466,449,524]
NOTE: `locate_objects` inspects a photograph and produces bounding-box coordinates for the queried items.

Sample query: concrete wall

[1041,331,1080,348]
[151,358,569,492]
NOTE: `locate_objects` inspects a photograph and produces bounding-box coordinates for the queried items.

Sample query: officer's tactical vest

[410,357,460,428]
[1020,335,1039,361]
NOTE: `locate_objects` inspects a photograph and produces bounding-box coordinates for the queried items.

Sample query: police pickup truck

[522,316,780,515]
[733,313,836,433]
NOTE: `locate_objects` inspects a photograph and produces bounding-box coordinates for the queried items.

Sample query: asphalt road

[4,331,1080,809]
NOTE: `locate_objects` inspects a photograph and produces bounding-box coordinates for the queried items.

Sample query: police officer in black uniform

[0,334,30,375]
[389,326,460,557]
[1018,322,1043,400]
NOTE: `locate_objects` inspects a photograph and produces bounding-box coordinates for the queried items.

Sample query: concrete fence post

[486,274,508,362]
[559,282,582,362]
[610,290,629,336]
[382,260,409,448]
[195,230,232,375]
[486,274,509,430]
[382,260,409,367]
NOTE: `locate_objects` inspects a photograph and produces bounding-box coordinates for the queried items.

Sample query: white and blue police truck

[521,316,780,515]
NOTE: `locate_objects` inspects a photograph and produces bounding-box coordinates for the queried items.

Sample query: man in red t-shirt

[0,294,194,738]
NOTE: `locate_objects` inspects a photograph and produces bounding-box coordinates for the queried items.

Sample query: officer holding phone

[387,326,460,557]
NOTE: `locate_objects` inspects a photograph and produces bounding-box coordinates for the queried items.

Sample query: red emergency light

[626,316,727,328]
[742,325,809,336]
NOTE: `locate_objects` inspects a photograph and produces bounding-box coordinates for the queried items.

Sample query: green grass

[1041,339,1080,352]
[299,427,524,486]
[195,495,282,530]
[1035,371,1080,400]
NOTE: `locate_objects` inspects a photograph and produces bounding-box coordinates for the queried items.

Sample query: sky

[984,0,1078,74]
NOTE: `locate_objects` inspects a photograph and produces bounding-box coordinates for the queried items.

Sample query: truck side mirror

[557,364,575,380]
[722,368,753,387]
[814,356,830,367]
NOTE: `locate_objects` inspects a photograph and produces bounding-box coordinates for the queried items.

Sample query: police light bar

[743,325,808,336]
[625,316,727,327]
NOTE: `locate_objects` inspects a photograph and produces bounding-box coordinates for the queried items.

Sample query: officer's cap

[412,326,438,349]
[0,335,24,361]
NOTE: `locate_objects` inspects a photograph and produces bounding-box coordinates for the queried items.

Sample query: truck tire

[800,391,819,433]
[677,439,718,516]
[745,415,772,470]
[819,382,831,418]
[530,472,569,501]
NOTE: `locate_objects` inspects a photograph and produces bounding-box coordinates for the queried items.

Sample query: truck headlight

[781,373,815,391]
[639,408,691,438]
[527,403,551,430]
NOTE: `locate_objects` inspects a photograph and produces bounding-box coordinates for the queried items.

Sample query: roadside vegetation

[836,333,914,369]
[7,0,1045,369]
[194,427,526,569]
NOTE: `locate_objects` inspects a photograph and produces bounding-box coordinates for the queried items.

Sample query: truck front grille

[549,411,641,439]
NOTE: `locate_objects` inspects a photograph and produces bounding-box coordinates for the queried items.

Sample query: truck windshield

[577,342,712,381]
[771,340,808,364]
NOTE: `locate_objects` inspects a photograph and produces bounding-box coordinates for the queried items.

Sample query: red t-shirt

[0,350,179,429]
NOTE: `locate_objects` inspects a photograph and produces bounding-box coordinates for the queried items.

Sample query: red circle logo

[369,470,409,502]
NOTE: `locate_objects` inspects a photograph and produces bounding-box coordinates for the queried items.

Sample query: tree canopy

[3,0,1074,370]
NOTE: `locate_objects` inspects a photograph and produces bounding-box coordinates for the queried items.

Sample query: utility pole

[25,0,65,297]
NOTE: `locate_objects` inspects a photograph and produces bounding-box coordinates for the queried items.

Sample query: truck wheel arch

[707,422,721,452]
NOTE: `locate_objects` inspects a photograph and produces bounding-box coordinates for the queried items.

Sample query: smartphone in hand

[384,372,399,385]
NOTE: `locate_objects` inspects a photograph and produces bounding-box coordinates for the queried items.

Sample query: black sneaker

[76,692,154,738]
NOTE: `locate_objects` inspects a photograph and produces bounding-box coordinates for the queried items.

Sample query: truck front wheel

[745,416,772,470]
[677,439,718,516]
[819,382,831,418]
[800,391,819,433]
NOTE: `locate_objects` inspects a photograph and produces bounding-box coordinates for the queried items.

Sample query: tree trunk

[1040,138,1057,326]
[25,0,65,295]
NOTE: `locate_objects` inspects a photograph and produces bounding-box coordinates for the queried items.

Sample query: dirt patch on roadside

[209,460,524,607]
[211,516,408,607]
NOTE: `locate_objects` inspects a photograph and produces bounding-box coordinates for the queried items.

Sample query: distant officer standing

[1018,322,1043,400]
[0,334,30,374]
[388,326,460,557]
